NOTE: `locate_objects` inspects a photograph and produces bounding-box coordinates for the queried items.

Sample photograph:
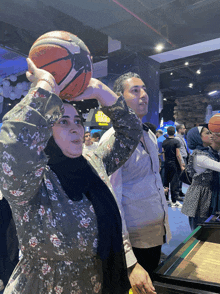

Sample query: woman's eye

[74,119,82,125]
[59,119,68,125]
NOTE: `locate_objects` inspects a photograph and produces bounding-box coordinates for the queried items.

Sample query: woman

[0,59,144,294]
[181,125,220,230]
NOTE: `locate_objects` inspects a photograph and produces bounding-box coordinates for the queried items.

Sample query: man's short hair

[113,72,141,94]
[156,129,163,135]
[176,124,185,133]
[167,126,176,136]
[92,132,100,139]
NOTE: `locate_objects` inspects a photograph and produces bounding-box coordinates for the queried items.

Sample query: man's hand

[129,263,157,294]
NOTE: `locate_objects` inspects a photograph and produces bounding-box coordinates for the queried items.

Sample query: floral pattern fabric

[0,87,142,294]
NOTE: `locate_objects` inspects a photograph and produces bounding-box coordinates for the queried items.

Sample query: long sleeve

[0,87,63,205]
[109,168,137,268]
[98,126,139,268]
[194,154,220,172]
[95,95,142,176]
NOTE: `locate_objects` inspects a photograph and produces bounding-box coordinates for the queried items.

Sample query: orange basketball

[208,114,220,133]
[29,31,92,100]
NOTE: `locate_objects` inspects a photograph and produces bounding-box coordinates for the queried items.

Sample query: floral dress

[0,87,142,294]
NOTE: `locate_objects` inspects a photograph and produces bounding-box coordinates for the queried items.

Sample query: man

[99,72,171,294]
[156,129,163,139]
[162,126,185,207]
[156,129,166,184]
[175,124,189,198]
[91,132,101,143]
[82,131,98,155]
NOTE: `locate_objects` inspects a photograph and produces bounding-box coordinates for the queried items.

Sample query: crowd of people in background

[1,65,220,293]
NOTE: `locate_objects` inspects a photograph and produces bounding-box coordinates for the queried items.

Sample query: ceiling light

[155,44,164,52]
[189,83,193,88]
[208,90,218,96]
[185,62,189,66]
[196,69,201,74]
[170,72,173,75]
[163,98,167,101]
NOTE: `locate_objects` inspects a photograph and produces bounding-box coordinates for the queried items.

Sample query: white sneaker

[171,201,182,208]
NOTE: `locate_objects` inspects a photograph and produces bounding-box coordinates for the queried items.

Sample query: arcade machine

[153,215,220,294]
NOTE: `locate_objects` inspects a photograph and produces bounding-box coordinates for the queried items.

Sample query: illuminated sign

[95,111,111,126]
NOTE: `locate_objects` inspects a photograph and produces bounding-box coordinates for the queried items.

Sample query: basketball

[208,114,220,133]
[28,31,92,100]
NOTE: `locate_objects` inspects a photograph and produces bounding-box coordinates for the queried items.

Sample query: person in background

[99,72,171,294]
[162,126,185,208]
[91,132,101,143]
[175,124,189,199]
[0,59,143,294]
[182,125,220,230]
[156,129,163,139]
[156,129,166,185]
[82,131,98,155]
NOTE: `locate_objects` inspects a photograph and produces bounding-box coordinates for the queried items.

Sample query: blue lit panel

[0,47,27,78]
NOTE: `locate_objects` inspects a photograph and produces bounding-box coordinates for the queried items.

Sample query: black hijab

[44,136,130,293]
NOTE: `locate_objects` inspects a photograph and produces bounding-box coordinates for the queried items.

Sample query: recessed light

[155,44,164,52]
[196,69,201,74]
[170,72,173,75]
[163,98,167,101]
[189,83,193,88]
[185,62,189,66]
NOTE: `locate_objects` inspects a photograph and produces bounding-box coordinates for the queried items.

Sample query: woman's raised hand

[26,58,60,96]
[69,78,118,107]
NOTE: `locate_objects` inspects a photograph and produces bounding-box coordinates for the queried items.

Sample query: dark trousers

[179,157,188,193]
[132,245,162,280]
[163,163,181,203]
[159,161,165,184]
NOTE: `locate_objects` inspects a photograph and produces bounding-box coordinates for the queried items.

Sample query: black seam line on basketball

[60,67,85,92]
[39,55,71,69]
[78,69,87,94]
[31,41,78,57]
[57,56,78,86]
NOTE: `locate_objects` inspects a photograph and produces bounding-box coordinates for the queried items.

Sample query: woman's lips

[71,139,82,144]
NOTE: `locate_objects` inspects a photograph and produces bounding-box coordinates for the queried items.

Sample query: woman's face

[52,104,84,158]
[201,127,213,147]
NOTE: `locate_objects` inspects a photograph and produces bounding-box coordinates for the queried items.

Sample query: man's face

[122,77,149,119]
[84,133,92,145]
[180,126,186,135]
[156,131,162,138]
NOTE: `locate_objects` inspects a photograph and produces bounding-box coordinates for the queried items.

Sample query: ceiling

[1,0,220,105]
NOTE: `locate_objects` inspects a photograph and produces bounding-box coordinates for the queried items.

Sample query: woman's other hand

[26,58,60,96]
[69,78,118,107]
